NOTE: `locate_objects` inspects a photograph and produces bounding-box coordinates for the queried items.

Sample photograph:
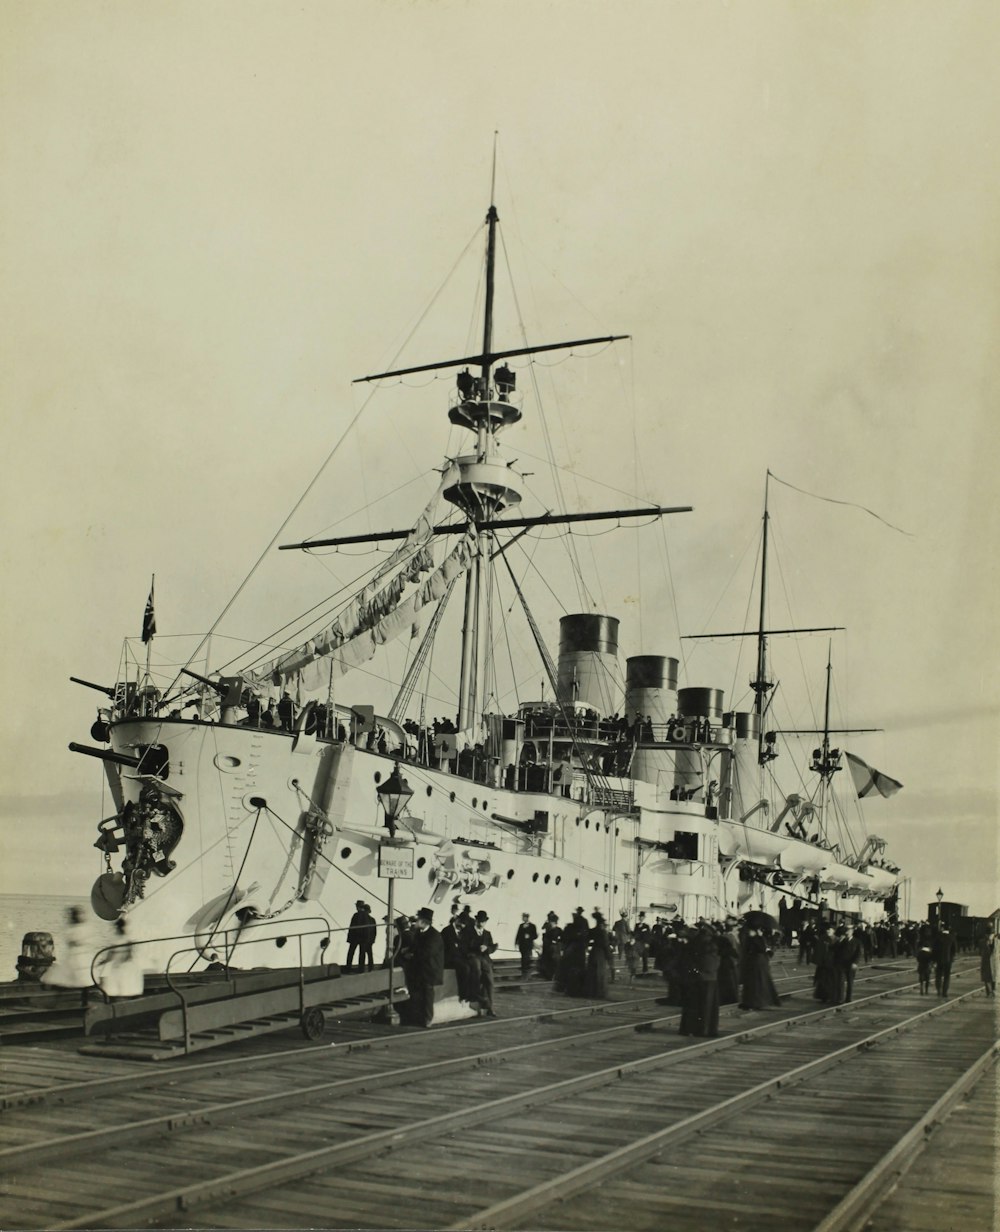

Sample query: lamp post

[375,764,413,1026]
[935,887,944,924]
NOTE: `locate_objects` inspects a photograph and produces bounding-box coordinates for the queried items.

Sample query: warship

[69,192,901,978]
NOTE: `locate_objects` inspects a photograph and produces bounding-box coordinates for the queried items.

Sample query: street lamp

[375,764,413,1025]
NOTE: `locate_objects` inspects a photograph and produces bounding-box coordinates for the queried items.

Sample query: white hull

[92,713,897,974]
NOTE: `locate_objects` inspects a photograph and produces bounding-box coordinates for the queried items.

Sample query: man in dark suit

[344,900,368,971]
[834,923,863,1003]
[633,911,651,973]
[442,903,474,1002]
[359,903,377,972]
[515,913,538,977]
[466,910,498,1016]
[404,906,444,1027]
[933,926,958,997]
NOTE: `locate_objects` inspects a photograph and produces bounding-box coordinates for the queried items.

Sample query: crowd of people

[510,908,998,1036]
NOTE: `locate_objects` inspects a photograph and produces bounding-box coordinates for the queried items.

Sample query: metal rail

[0,960,915,1112]
[814,1039,1000,1232]
[446,986,986,1230]
[40,976,976,1231]
[0,970,917,1173]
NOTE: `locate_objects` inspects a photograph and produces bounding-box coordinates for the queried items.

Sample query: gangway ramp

[80,965,409,1060]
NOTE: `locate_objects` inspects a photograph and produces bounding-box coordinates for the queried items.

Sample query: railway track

[0,959,992,1230]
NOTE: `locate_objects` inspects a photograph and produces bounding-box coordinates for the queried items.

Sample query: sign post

[377,841,414,1025]
[374,763,414,1026]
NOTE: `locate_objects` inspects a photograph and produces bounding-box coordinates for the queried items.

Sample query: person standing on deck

[467,911,498,1017]
[584,910,614,998]
[613,909,635,983]
[716,919,741,1006]
[359,903,377,972]
[915,924,934,994]
[633,912,651,974]
[834,923,862,1004]
[403,907,444,1027]
[739,926,781,1010]
[933,925,957,997]
[344,900,368,971]
[557,907,590,996]
[690,922,721,1037]
[442,903,473,1002]
[539,912,563,980]
[978,934,996,997]
[514,913,538,977]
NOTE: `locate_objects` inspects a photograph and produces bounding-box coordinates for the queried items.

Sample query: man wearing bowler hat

[344,900,368,971]
[466,910,498,1016]
[404,907,444,1027]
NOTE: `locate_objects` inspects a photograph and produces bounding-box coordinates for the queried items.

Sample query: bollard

[16,931,55,982]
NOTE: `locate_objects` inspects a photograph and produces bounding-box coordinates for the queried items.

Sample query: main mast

[752,474,776,767]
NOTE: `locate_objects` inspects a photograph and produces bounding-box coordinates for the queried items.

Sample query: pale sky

[1,1,997,920]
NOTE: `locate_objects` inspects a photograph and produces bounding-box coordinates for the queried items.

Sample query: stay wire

[768,470,912,536]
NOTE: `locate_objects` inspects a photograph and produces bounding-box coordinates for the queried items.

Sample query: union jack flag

[141,584,156,644]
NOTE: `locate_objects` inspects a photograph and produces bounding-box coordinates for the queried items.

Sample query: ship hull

[99,719,741,973]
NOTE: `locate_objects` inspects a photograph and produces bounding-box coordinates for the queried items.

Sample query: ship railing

[588,781,636,811]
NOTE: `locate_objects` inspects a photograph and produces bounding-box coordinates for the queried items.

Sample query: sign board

[378,844,415,880]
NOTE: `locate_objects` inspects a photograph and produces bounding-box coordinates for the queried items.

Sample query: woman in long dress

[539,913,563,980]
[739,927,781,1010]
[716,922,741,1005]
[585,911,614,999]
[557,907,589,996]
[811,923,838,1003]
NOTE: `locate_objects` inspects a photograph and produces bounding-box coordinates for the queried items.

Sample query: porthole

[544,874,550,884]
[615,828,620,837]
[426,785,432,797]
[574,878,579,887]
[585,819,590,829]
[594,881,599,890]
[482,800,488,811]
[532,873,539,882]
[575,818,580,827]
[449,791,456,802]
[417,857,426,868]
[373,771,382,784]
[340,847,352,859]
[275,937,287,949]
[604,883,609,892]
[472,798,478,808]
[507,869,514,880]
[555,875,561,885]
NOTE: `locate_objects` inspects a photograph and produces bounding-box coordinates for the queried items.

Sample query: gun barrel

[68,742,143,769]
[70,676,115,698]
[181,668,226,694]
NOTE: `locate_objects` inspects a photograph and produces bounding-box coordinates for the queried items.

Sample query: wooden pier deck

[0,955,995,1231]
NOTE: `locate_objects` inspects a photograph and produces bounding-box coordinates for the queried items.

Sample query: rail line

[0,961,920,1112]
[0,961,990,1230]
